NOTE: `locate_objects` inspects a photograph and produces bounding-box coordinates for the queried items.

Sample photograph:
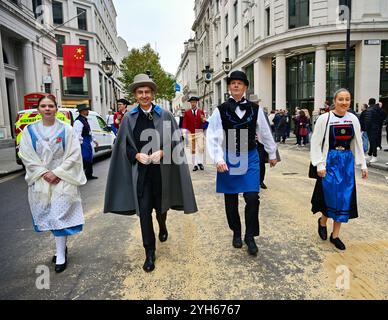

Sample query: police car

[15,108,116,165]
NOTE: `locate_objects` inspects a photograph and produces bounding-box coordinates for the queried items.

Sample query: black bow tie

[228,97,248,111]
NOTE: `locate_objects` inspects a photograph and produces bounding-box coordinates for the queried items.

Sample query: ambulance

[15,108,116,165]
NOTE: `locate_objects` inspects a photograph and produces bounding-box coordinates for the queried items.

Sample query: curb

[369,163,388,171]
[0,168,24,179]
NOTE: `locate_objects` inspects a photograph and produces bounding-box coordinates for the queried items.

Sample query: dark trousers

[83,160,93,178]
[138,166,165,252]
[224,193,260,240]
[367,131,378,157]
[377,126,383,148]
[257,143,266,184]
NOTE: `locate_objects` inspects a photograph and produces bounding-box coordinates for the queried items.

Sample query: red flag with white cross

[62,45,86,77]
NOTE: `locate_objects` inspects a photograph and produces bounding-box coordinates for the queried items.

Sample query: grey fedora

[129,73,157,93]
[77,104,91,112]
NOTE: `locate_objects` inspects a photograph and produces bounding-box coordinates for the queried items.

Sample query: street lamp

[101,56,118,111]
[222,58,233,101]
[202,65,214,111]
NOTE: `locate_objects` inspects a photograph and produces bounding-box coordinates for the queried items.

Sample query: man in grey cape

[104,73,197,272]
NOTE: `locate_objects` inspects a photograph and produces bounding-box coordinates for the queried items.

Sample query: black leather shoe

[318,217,328,240]
[198,164,204,170]
[232,234,243,248]
[143,250,156,272]
[52,246,68,264]
[55,257,67,273]
[260,182,268,189]
[330,234,346,250]
[159,229,168,242]
[193,166,199,172]
[245,238,258,256]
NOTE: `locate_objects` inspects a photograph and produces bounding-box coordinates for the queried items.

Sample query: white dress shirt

[73,119,97,144]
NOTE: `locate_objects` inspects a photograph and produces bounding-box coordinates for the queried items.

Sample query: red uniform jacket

[182,108,205,134]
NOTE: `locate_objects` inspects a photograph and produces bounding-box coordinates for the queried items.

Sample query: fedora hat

[129,73,157,93]
[77,104,91,112]
[227,70,249,87]
[188,96,200,102]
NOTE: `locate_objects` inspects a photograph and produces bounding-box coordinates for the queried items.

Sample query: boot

[143,250,156,272]
[156,212,168,242]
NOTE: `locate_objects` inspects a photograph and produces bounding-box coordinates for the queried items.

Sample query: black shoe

[52,246,68,264]
[330,234,346,250]
[245,238,258,256]
[193,166,199,172]
[157,212,168,242]
[87,176,98,180]
[232,234,243,248]
[260,182,268,190]
[198,164,204,170]
[317,217,327,240]
[143,250,156,272]
[55,256,67,273]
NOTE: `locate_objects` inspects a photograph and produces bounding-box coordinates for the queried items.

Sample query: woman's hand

[216,161,229,173]
[269,159,277,168]
[317,169,327,178]
[362,169,368,179]
[136,153,151,165]
[43,172,61,184]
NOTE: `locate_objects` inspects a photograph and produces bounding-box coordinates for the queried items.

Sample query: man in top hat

[73,104,99,180]
[114,98,130,131]
[104,73,197,272]
[206,71,278,256]
[182,96,206,171]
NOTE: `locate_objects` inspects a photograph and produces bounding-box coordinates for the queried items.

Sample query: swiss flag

[62,45,86,77]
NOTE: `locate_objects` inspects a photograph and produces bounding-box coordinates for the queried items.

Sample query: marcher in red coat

[182,97,206,171]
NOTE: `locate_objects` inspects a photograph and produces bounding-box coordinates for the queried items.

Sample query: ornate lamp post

[201,65,213,111]
[101,56,118,110]
[222,58,233,101]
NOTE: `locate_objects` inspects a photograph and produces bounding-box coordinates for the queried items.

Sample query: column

[354,41,381,109]
[257,56,272,110]
[275,51,286,109]
[22,41,37,93]
[314,45,327,112]
[0,30,11,139]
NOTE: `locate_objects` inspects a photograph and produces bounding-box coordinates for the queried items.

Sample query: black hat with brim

[227,70,249,87]
[188,96,200,102]
[77,104,91,112]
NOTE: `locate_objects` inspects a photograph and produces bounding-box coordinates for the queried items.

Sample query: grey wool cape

[104,105,198,216]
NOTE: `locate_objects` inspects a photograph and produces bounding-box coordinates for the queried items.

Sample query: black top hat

[77,104,91,112]
[227,70,249,87]
[117,98,130,105]
[188,96,200,102]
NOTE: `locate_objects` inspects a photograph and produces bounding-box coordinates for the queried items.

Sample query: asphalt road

[0,146,387,300]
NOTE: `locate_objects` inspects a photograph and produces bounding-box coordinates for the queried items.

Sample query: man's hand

[216,161,229,173]
[42,172,61,184]
[150,150,164,163]
[269,159,277,168]
[136,153,151,165]
[362,169,368,179]
[317,169,327,178]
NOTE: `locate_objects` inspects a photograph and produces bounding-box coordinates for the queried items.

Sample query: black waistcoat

[218,100,259,153]
[75,115,91,138]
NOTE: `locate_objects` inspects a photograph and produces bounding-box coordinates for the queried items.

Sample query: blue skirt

[33,222,83,237]
[216,149,260,194]
[81,136,93,163]
[311,150,358,223]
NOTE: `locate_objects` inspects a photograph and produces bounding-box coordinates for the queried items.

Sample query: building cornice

[192,0,211,31]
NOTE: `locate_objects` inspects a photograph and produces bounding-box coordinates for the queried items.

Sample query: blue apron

[217,149,260,194]
[81,135,93,163]
[322,150,355,223]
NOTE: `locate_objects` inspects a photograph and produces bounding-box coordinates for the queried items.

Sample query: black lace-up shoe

[232,234,243,248]
[330,234,346,250]
[318,217,327,240]
[244,238,258,256]
[143,250,156,272]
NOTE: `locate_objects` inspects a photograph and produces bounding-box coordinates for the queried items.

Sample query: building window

[225,45,229,59]
[52,1,63,25]
[380,41,388,103]
[99,72,104,103]
[244,64,254,98]
[233,1,238,25]
[225,14,229,35]
[44,83,52,94]
[216,81,222,105]
[215,0,220,14]
[288,0,310,29]
[32,0,43,20]
[286,53,315,113]
[234,36,239,59]
[55,34,65,58]
[265,7,270,36]
[245,23,249,48]
[61,68,90,96]
[79,39,89,61]
[326,50,355,102]
[77,8,87,30]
